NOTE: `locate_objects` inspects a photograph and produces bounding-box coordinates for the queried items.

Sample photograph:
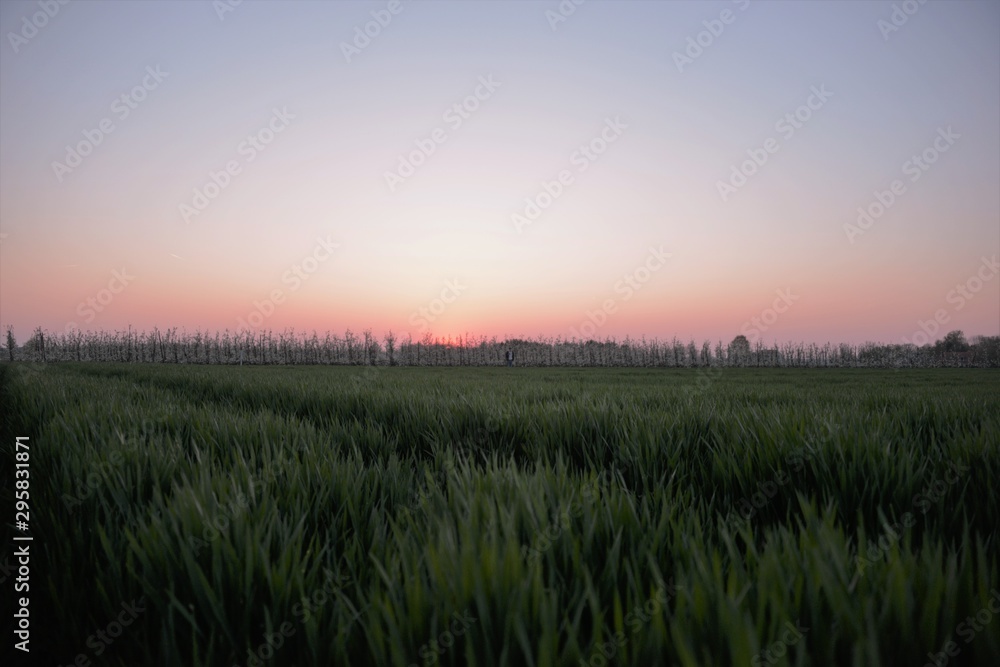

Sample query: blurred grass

[1,363,997,666]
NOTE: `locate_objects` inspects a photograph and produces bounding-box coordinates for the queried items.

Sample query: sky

[1,0,997,346]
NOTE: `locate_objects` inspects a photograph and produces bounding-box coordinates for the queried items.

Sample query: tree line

[4,327,998,368]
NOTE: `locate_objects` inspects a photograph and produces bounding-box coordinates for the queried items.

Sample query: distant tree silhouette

[7,326,999,368]
[728,335,751,365]
[5,326,14,361]
[384,331,397,366]
[937,330,969,354]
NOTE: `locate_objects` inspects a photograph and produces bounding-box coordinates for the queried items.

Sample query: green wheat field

[2,363,998,667]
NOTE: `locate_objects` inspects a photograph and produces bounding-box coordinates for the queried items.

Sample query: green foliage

[937,330,970,354]
[1,364,998,666]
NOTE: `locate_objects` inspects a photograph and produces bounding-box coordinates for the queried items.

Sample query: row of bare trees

[5,327,998,368]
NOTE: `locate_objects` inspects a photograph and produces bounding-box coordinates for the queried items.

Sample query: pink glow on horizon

[1,2,997,346]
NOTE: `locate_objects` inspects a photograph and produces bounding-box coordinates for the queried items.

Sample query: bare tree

[5,326,15,361]
[384,330,396,366]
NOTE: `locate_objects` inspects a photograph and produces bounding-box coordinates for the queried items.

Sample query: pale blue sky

[1,1,997,343]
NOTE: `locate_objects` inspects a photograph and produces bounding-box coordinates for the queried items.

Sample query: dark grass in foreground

[1,363,998,666]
